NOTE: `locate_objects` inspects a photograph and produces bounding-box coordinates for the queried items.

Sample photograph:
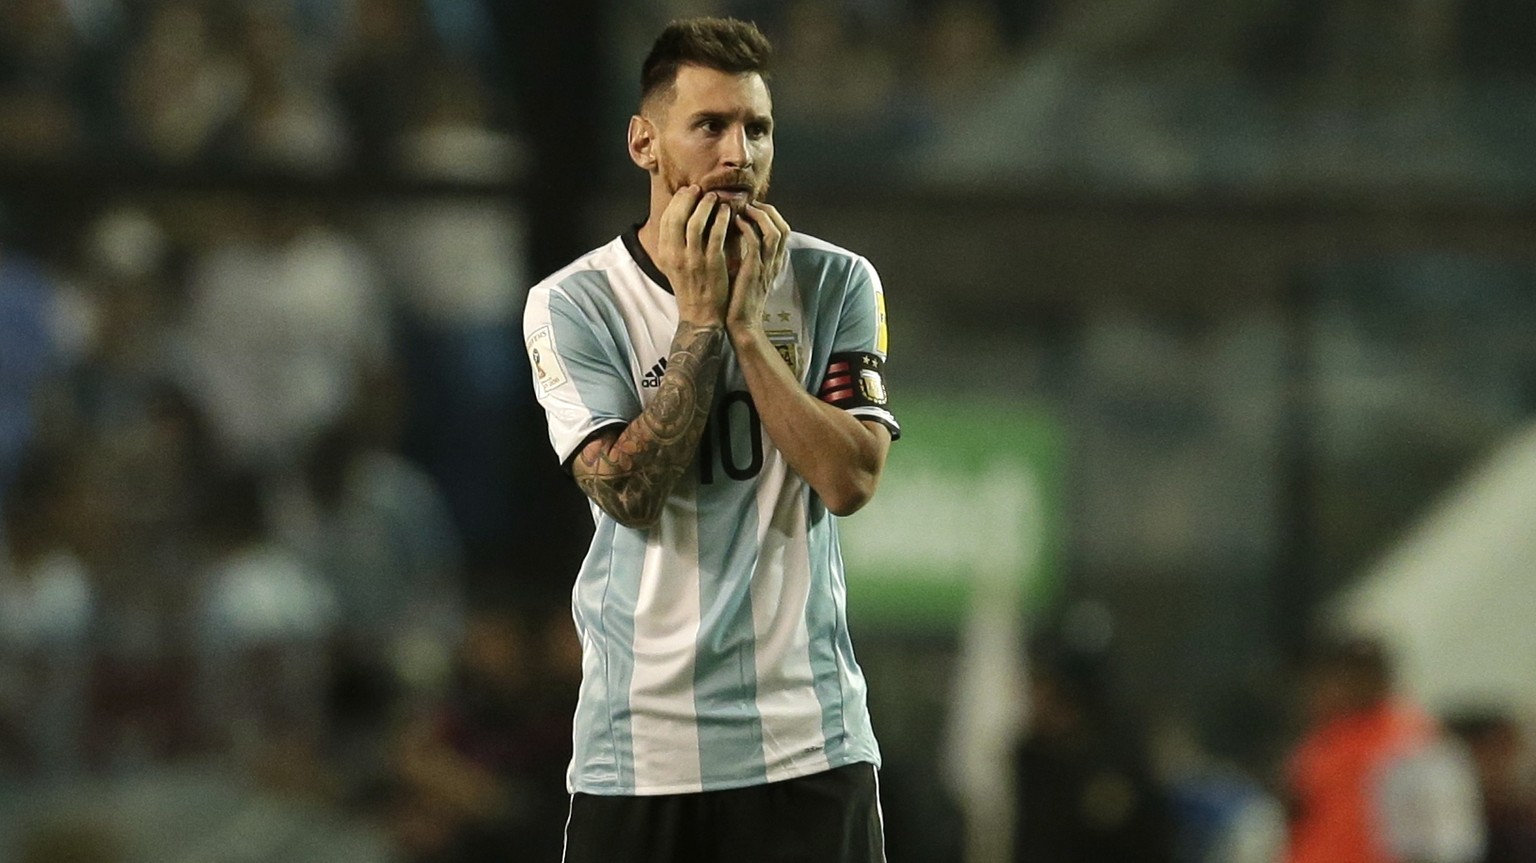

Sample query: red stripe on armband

[818,351,890,409]
[822,386,858,405]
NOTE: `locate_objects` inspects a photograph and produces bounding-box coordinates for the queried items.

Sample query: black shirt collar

[622,223,673,295]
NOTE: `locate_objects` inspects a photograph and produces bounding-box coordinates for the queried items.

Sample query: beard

[658,155,771,215]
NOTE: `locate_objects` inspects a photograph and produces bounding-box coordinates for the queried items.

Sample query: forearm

[574,321,725,528]
[731,329,888,515]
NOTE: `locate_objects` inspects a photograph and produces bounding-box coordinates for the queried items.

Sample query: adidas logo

[641,356,668,388]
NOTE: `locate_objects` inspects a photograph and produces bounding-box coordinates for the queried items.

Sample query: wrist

[677,307,726,328]
[724,311,761,333]
[727,318,766,346]
[675,320,727,350]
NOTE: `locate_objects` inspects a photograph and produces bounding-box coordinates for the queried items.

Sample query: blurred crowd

[0,184,568,860]
[7,0,1531,188]
[0,0,1021,183]
[985,619,1536,863]
[0,1,557,859]
[0,0,516,174]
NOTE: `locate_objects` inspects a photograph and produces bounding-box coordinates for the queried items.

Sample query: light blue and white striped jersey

[523,227,899,796]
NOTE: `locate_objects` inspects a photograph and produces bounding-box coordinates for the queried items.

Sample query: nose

[721,124,752,169]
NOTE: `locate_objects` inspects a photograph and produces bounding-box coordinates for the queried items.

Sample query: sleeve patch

[527,325,569,395]
[820,352,889,409]
[875,287,888,355]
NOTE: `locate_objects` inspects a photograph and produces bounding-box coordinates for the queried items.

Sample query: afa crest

[767,329,801,375]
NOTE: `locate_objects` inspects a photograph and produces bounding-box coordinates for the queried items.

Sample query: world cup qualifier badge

[526,326,569,395]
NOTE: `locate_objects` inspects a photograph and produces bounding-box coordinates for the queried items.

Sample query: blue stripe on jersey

[555,269,646,792]
[548,273,642,428]
[691,448,769,786]
[828,525,879,767]
[791,249,833,382]
[830,260,882,356]
[792,247,859,388]
[804,500,849,762]
[571,509,645,792]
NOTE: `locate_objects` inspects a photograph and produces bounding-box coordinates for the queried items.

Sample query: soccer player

[522,16,899,863]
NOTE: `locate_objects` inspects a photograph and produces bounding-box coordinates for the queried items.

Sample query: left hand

[726,203,791,338]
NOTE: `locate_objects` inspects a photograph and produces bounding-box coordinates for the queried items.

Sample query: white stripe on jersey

[628,496,704,791]
[752,455,832,779]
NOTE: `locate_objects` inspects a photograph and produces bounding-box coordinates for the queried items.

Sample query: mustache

[703,172,759,193]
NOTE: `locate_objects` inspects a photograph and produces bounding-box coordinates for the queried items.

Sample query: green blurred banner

[840,397,1065,632]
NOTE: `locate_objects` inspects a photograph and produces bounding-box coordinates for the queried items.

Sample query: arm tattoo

[574,321,724,527]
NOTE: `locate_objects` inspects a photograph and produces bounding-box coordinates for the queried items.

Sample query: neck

[636,179,676,264]
[637,214,662,267]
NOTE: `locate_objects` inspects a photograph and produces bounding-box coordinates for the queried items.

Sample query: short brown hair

[1307,634,1394,699]
[639,17,772,108]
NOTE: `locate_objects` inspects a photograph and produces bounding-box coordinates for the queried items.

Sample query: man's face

[647,64,774,213]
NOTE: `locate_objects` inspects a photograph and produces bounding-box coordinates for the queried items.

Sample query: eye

[698,118,723,134]
[746,122,771,139]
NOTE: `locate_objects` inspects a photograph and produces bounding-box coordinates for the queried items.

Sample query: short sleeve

[823,256,899,439]
[832,256,889,359]
[523,285,640,465]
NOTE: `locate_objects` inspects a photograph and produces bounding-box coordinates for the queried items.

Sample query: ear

[628,115,658,172]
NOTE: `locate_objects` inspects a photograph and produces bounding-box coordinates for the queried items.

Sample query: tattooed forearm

[574,322,725,528]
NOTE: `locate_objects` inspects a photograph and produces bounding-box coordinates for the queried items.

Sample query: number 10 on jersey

[698,391,764,483]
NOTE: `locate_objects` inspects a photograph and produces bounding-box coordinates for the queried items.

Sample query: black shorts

[563,762,886,863]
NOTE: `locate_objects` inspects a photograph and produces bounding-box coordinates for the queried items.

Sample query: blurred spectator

[376,59,528,568]
[177,201,389,469]
[0,449,95,781]
[318,643,406,817]
[768,0,912,172]
[117,1,246,166]
[390,605,576,862]
[1021,0,1284,74]
[1285,636,1484,863]
[1013,633,1176,863]
[273,389,465,677]
[916,0,1008,109]
[1445,710,1536,863]
[0,0,94,162]
[76,383,216,769]
[773,0,898,118]
[225,2,350,173]
[0,251,61,494]
[67,205,175,430]
[333,0,441,172]
[1153,716,1286,863]
[193,470,336,761]
[63,209,213,631]
[0,244,93,497]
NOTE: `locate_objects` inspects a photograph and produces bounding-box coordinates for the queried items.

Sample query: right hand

[654,185,732,326]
